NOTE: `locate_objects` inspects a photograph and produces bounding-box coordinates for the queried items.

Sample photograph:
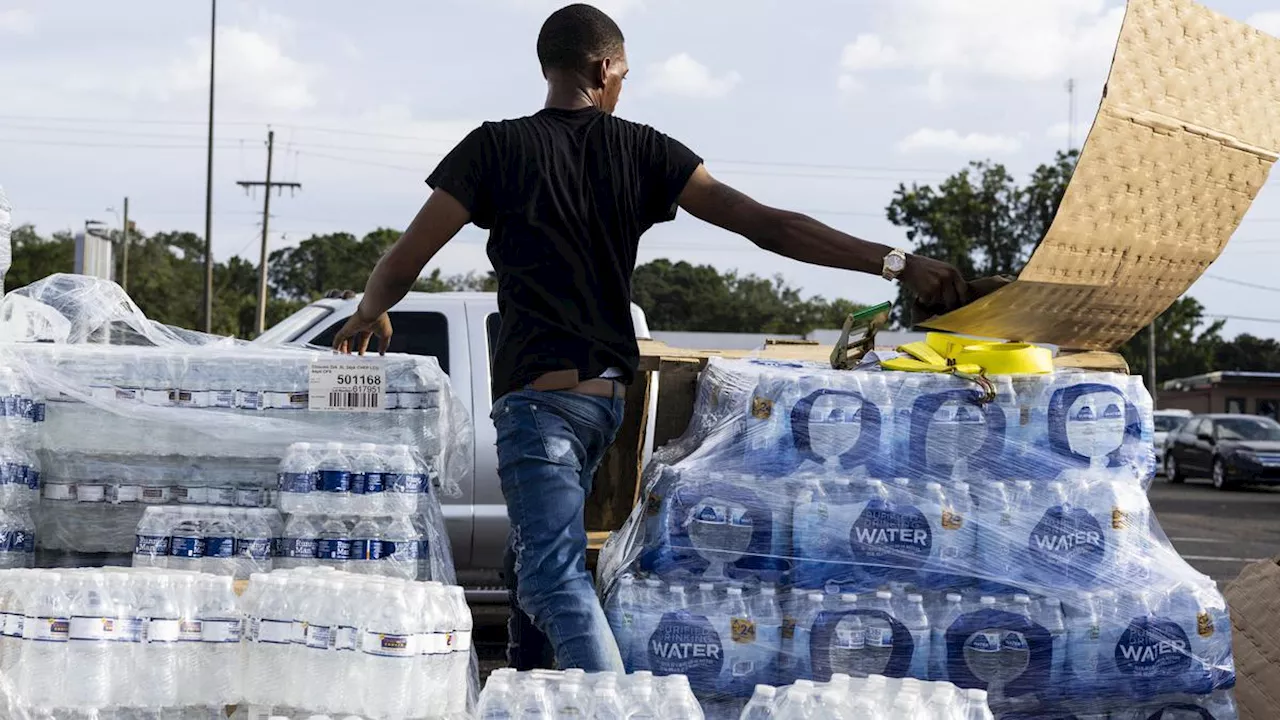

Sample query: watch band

[882,248,907,281]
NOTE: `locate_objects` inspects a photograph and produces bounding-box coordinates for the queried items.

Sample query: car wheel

[1166,455,1185,484]
[1212,458,1233,490]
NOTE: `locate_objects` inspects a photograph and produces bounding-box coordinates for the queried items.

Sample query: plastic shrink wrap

[598,357,1238,719]
[0,186,11,295]
[0,274,472,586]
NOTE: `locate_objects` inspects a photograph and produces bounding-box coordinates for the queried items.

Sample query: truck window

[312,311,451,374]
[486,312,501,362]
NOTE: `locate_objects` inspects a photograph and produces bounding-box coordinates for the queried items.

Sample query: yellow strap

[880,332,1053,375]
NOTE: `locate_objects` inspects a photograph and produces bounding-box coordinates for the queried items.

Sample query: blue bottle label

[319,470,350,493]
[278,471,314,494]
[239,538,272,559]
[317,538,352,561]
[135,534,171,556]
[350,472,367,496]
[351,539,385,560]
[283,538,318,559]
[170,536,205,558]
[364,472,385,494]
[206,536,236,559]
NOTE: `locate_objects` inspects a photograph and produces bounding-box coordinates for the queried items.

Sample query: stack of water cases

[237,568,473,720]
[476,668,706,719]
[0,367,42,571]
[0,566,475,720]
[599,358,1238,719]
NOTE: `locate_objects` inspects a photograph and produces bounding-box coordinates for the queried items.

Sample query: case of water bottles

[598,357,1239,719]
[476,668,707,719]
[0,566,475,720]
[0,274,472,579]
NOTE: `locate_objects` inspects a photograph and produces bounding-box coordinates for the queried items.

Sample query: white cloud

[0,9,35,35]
[897,128,1023,155]
[147,24,320,112]
[838,0,1124,88]
[646,53,741,99]
[1249,12,1280,37]
[839,34,899,71]
[919,71,951,105]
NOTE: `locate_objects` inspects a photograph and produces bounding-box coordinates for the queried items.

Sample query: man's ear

[597,57,612,88]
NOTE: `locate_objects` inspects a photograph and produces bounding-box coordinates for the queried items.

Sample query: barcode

[329,391,380,409]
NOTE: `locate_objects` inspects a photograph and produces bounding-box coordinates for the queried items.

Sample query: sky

[3,0,1280,339]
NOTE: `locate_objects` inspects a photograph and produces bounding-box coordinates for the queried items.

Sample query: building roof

[1162,371,1280,391]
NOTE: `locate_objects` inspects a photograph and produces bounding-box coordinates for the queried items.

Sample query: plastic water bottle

[477,673,517,719]
[202,508,239,576]
[1033,596,1067,685]
[1069,592,1102,688]
[741,684,778,720]
[66,572,113,708]
[279,442,318,515]
[360,580,418,719]
[316,442,352,515]
[248,574,294,706]
[386,444,423,515]
[607,575,637,665]
[790,592,826,682]
[281,514,319,570]
[318,516,352,570]
[863,591,897,678]
[198,574,242,706]
[138,574,181,708]
[105,571,142,706]
[903,593,930,679]
[350,516,383,575]
[19,571,69,708]
[978,481,1013,583]
[168,507,205,572]
[0,507,34,570]
[447,584,475,714]
[661,674,706,719]
[930,593,964,681]
[134,506,172,568]
[236,509,275,578]
[350,443,386,515]
[387,515,424,580]
[591,679,626,719]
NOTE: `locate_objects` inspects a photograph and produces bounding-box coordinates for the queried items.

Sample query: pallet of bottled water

[477,668,706,719]
[0,366,43,572]
[598,359,1239,719]
[0,274,471,569]
[741,674,993,720]
[132,442,454,583]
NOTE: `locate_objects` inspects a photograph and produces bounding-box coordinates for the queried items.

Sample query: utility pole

[1066,78,1077,151]
[202,0,217,333]
[120,197,130,293]
[1148,321,1158,409]
[237,129,301,336]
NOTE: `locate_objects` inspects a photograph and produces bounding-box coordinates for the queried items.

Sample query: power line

[1204,313,1280,325]
[1203,273,1280,293]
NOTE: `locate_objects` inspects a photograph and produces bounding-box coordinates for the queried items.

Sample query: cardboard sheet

[1224,557,1280,719]
[922,0,1280,351]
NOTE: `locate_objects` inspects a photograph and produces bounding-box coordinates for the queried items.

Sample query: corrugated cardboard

[1224,557,1280,719]
[922,0,1280,351]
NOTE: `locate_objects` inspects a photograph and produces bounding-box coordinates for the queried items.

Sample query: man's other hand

[332,309,394,356]
[900,255,971,316]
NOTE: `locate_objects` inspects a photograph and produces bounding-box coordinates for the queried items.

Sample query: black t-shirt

[426,107,703,399]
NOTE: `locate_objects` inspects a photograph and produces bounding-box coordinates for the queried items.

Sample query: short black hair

[537,3,624,74]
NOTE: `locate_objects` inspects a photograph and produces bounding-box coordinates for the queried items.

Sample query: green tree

[267,228,403,300]
[1120,297,1225,383]
[5,224,74,290]
[885,150,1078,325]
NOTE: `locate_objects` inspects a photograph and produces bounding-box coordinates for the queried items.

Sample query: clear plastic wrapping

[599,359,1237,719]
[477,668,705,719]
[742,674,994,719]
[0,186,11,296]
[0,275,472,577]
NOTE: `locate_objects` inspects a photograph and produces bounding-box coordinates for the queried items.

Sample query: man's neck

[544,82,597,111]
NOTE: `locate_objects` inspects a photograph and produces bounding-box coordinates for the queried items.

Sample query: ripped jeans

[492,388,626,672]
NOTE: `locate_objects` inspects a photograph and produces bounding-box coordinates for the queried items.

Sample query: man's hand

[900,255,971,316]
[332,307,394,356]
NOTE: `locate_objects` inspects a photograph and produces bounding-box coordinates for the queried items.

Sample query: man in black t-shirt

[333,3,976,673]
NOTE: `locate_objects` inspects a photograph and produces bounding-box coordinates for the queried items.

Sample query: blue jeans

[492,388,626,672]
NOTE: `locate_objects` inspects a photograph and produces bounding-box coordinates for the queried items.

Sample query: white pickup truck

[253,292,654,593]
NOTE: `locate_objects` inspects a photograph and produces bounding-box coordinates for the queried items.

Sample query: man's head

[537,3,627,113]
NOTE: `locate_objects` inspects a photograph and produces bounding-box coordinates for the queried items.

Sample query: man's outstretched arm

[677,164,971,313]
[332,188,470,354]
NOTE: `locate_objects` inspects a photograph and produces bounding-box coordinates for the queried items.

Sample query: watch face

[886,254,906,272]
